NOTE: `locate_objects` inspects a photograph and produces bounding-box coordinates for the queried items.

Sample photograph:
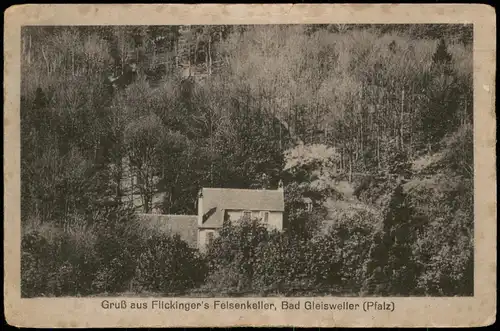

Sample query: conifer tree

[432,38,453,65]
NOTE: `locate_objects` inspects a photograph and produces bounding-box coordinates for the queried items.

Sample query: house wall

[198,228,218,252]
[197,210,284,252]
[138,214,198,248]
[197,192,203,227]
[268,211,284,231]
[226,210,283,231]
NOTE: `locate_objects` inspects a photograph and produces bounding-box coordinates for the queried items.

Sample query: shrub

[21,231,52,297]
[252,232,317,295]
[21,206,139,297]
[322,219,376,293]
[21,208,207,297]
[200,264,242,295]
[88,206,143,293]
[204,213,376,296]
[92,231,139,293]
[407,174,474,296]
[362,181,421,296]
[204,218,271,292]
[362,170,474,297]
[21,227,97,297]
[134,233,207,293]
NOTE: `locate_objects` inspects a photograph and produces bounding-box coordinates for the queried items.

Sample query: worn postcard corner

[4,3,497,328]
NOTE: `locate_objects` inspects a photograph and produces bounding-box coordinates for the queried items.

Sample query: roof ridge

[202,187,282,192]
[162,214,198,217]
[140,213,197,217]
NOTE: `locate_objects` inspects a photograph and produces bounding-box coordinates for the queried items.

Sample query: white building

[196,187,285,252]
[138,186,286,252]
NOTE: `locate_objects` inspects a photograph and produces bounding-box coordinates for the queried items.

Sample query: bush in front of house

[251,219,376,296]
[134,232,207,293]
[21,208,139,297]
[252,231,318,295]
[21,205,206,297]
[202,213,377,296]
[202,217,312,295]
[21,215,100,297]
[203,218,271,293]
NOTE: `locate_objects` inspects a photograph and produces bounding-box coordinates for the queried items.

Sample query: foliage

[362,152,474,296]
[203,215,378,296]
[204,218,271,292]
[134,233,207,293]
[282,143,341,237]
[21,207,206,297]
[252,232,318,294]
[21,24,473,297]
[362,182,421,296]
[405,172,474,296]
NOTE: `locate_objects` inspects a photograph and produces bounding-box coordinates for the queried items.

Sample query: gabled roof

[200,188,285,228]
[138,214,198,248]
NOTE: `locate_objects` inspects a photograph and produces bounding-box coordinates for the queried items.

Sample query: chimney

[262,173,269,190]
[277,179,284,191]
[197,188,203,227]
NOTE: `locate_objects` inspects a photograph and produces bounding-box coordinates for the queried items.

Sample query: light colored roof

[200,188,285,228]
[138,214,198,248]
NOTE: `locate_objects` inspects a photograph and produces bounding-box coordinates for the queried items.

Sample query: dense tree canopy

[21,24,473,297]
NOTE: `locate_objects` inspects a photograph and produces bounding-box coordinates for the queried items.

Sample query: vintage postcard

[4,3,496,328]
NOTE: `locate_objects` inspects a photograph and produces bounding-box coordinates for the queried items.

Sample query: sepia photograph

[20,22,475,299]
[4,4,496,328]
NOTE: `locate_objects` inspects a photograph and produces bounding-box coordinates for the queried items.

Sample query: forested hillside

[21,24,473,297]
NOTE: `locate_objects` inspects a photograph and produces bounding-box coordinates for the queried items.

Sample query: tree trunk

[144,193,151,214]
[210,120,214,185]
[324,123,328,143]
[115,156,123,203]
[121,42,125,75]
[400,88,405,151]
[279,119,282,150]
[359,89,364,163]
[152,41,157,69]
[71,51,75,76]
[463,95,467,125]
[140,168,152,214]
[94,137,99,163]
[340,147,344,172]
[205,41,209,75]
[130,170,134,205]
[349,153,353,183]
[409,88,415,157]
[168,186,174,214]
[41,46,50,76]
[208,33,212,75]
[28,34,32,65]
[175,40,179,67]
[188,42,192,76]
[377,123,380,169]
[22,35,26,59]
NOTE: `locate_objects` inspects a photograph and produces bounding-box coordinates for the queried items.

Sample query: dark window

[307,202,313,212]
